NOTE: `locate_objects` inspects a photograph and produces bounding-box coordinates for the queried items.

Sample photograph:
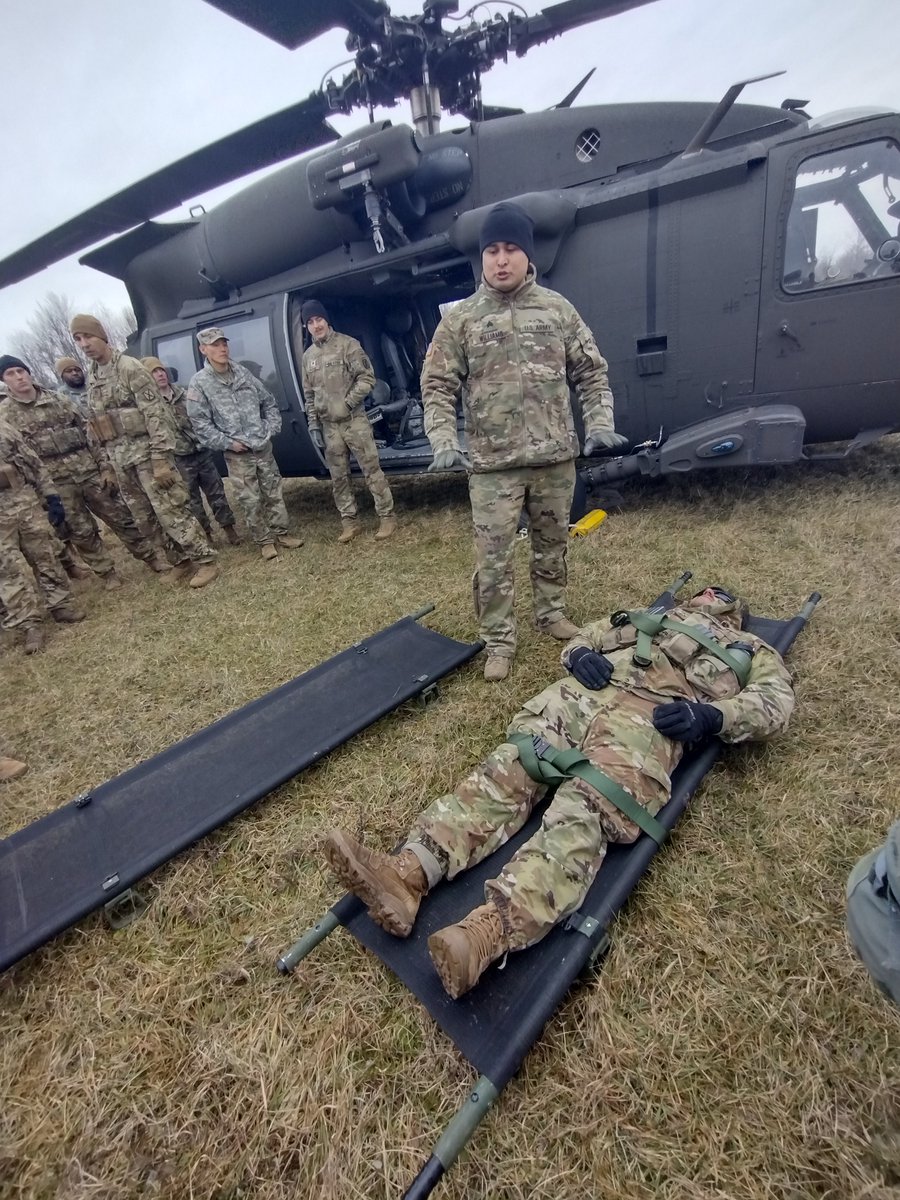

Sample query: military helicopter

[1,0,898,496]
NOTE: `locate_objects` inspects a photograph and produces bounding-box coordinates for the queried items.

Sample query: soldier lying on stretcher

[325,587,795,999]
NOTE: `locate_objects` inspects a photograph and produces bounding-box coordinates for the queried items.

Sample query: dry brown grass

[1,442,899,1200]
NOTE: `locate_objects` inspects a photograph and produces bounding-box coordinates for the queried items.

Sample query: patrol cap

[141,356,167,373]
[197,327,229,346]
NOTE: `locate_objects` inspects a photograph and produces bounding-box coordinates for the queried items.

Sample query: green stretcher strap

[627,610,751,686]
[509,732,669,846]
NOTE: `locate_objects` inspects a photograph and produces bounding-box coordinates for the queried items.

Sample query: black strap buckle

[632,653,652,668]
[610,610,630,627]
[532,734,553,759]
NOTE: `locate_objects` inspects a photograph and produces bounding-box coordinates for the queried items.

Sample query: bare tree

[9,292,136,386]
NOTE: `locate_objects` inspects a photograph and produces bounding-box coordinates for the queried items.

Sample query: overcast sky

[1,0,897,350]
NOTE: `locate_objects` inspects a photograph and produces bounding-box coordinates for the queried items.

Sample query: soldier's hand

[100,468,118,494]
[428,448,472,472]
[229,440,249,453]
[583,429,629,455]
[46,494,67,530]
[652,701,723,742]
[566,646,614,690]
[151,457,179,491]
[310,429,325,453]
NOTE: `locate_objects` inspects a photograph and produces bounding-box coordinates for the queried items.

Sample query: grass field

[1,444,899,1200]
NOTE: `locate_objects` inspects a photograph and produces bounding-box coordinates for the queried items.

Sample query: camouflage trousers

[55,475,157,577]
[322,411,394,520]
[469,460,575,657]
[846,822,900,1006]
[0,491,73,630]
[114,459,215,567]
[223,442,290,546]
[175,449,236,536]
[406,690,677,950]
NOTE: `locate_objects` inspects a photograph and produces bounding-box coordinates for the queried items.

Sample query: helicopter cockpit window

[214,316,289,411]
[782,139,900,292]
[154,333,196,386]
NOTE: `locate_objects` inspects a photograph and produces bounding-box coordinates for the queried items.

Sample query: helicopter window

[575,129,602,164]
[213,315,290,411]
[782,139,900,292]
[154,333,197,386]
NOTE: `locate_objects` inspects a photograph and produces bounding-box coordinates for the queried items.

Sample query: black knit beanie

[300,299,330,326]
[479,202,535,261]
[0,355,30,377]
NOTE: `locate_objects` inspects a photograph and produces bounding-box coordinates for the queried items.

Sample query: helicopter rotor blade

[511,0,659,56]
[202,0,390,49]
[0,92,336,289]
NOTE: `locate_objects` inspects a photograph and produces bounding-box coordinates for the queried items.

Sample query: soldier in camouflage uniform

[325,586,795,998]
[0,355,161,590]
[187,328,302,561]
[422,202,628,682]
[54,357,89,416]
[847,820,900,1006]
[299,299,396,542]
[141,357,239,545]
[0,415,85,653]
[70,314,219,588]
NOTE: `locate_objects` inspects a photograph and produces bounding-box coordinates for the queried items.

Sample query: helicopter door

[756,129,900,440]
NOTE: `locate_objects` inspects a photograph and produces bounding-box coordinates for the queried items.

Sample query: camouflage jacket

[300,329,376,431]
[0,416,56,507]
[186,362,281,452]
[560,604,795,744]
[2,386,105,486]
[56,382,89,417]
[421,267,615,472]
[86,350,176,470]
[160,384,200,457]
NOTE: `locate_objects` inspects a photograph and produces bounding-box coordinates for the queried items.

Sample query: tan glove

[151,456,179,491]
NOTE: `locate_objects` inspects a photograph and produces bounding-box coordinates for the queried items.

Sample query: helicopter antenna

[681,70,786,157]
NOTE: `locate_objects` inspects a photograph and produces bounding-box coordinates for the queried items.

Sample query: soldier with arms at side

[54,357,89,416]
[187,328,301,561]
[70,314,219,588]
[0,415,85,654]
[324,587,795,999]
[141,356,239,546]
[847,820,900,1006]
[300,299,396,543]
[422,201,627,681]
[0,355,163,590]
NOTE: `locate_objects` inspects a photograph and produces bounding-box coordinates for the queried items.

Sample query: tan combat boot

[102,570,123,591]
[277,534,303,549]
[189,563,220,589]
[163,562,194,583]
[483,655,511,682]
[542,617,581,640]
[324,830,428,937]
[24,626,43,655]
[374,514,397,541]
[148,552,172,574]
[51,606,86,624]
[428,902,508,999]
[65,561,92,581]
[0,756,28,783]
[224,526,241,546]
[261,543,279,561]
[337,520,359,544]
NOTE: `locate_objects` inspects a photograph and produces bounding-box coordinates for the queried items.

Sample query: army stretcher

[0,607,482,973]
[279,574,819,1199]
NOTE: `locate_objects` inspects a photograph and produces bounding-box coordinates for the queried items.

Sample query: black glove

[311,429,325,453]
[567,646,614,690]
[652,701,723,742]
[46,494,66,530]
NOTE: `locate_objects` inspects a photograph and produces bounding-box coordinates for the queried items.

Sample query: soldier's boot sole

[23,627,44,655]
[337,525,360,544]
[428,903,507,999]
[0,757,28,782]
[277,535,303,549]
[324,830,426,938]
[189,563,220,589]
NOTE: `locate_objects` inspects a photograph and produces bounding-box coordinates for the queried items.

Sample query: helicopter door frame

[756,117,900,440]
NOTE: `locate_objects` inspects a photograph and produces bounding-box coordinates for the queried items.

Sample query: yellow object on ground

[569,509,607,537]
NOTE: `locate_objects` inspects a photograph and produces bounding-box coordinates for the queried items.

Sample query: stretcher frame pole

[403,1076,500,1200]
[276,912,341,974]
